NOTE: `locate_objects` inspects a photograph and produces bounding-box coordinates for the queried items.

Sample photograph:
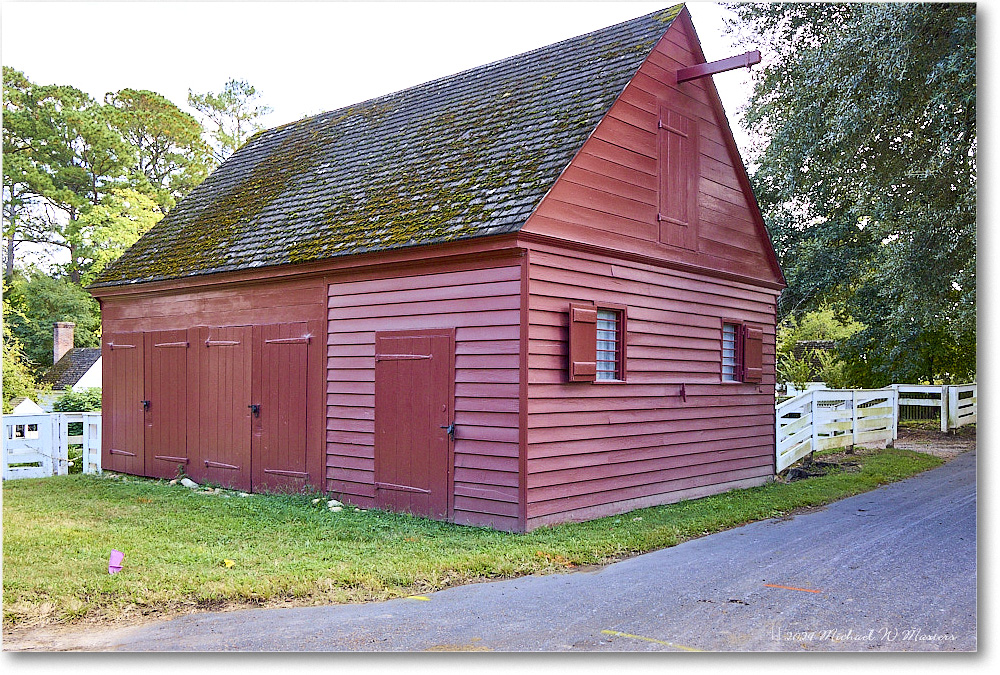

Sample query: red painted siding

[511,14,782,529]
[521,14,781,287]
[523,245,778,528]
[100,278,326,331]
[326,264,522,530]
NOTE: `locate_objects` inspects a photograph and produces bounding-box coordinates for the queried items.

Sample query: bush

[816,350,851,390]
[52,387,102,413]
[777,351,813,392]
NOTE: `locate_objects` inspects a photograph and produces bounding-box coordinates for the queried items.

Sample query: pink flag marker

[109,550,124,575]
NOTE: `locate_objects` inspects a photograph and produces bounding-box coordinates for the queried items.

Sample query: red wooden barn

[90,4,785,532]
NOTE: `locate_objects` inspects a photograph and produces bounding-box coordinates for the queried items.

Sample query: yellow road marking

[601,629,703,651]
[407,595,431,601]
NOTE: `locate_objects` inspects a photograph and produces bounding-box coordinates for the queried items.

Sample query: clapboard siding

[528,469,772,523]
[523,245,778,528]
[325,264,521,530]
[529,423,776,460]
[520,11,780,288]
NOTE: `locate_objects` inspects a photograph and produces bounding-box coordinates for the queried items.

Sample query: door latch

[439,423,455,439]
[141,400,151,411]
[248,404,261,418]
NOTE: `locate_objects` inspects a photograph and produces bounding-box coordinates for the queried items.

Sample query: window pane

[722,323,738,381]
[597,309,621,381]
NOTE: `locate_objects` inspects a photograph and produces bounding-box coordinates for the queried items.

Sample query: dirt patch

[784,452,864,481]
[3,621,145,652]
[892,425,976,459]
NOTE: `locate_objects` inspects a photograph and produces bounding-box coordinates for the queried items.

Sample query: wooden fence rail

[947,384,978,430]
[890,384,978,432]
[2,412,102,480]
[777,383,976,473]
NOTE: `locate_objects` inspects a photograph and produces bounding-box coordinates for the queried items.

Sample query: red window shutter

[743,325,763,383]
[658,106,698,250]
[568,303,597,382]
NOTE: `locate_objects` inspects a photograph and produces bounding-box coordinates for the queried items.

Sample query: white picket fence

[776,383,977,473]
[2,412,102,480]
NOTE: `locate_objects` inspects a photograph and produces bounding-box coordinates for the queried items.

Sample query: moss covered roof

[92,5,682,287]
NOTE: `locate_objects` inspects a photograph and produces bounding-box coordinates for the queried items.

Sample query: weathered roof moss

[92,4,683,287]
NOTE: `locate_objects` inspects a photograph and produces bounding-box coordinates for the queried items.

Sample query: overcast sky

[1,1,761,152]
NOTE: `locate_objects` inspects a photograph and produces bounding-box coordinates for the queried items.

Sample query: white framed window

[722,322,739,382]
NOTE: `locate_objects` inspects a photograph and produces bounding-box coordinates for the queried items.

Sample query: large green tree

[2,68,87,279]
[4,69,130,281]
[188,78,272,165]
[104,88,212,213]
[3,70,209,282]
[75,187,162,286]
[732,2,976,386]
[4,268,101,371]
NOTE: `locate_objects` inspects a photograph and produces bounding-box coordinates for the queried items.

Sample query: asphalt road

[8,448,977,652]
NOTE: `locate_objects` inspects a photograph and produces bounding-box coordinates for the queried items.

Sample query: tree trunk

[69,243,80,284]
[4,234,14,280]
[3,188,14,280]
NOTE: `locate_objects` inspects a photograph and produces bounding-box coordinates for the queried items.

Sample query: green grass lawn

[2,447,942,628]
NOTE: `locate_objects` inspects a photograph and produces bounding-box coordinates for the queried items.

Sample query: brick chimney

[53,321,75,364]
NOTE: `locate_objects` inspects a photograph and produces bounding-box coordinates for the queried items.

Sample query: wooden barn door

[374,330,454,519]
[103,332,145,474]
[144,330,190,479]
[194,325,253,491]
[250,321,321,492]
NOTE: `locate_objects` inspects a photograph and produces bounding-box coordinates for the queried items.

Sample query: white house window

[722,322,739,382]
[596,308,623,381]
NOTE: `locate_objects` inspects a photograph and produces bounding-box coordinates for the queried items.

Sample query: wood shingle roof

[92,5,683,287]
[39,348,101,391]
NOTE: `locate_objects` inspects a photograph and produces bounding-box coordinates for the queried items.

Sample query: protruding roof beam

[676,50,761,83]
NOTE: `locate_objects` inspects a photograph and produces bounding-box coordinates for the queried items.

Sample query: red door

[374,330,454,519]
[102,332,145,474]
[251,322,316,492]
[144,330,190,479]
[194,325,253,491]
